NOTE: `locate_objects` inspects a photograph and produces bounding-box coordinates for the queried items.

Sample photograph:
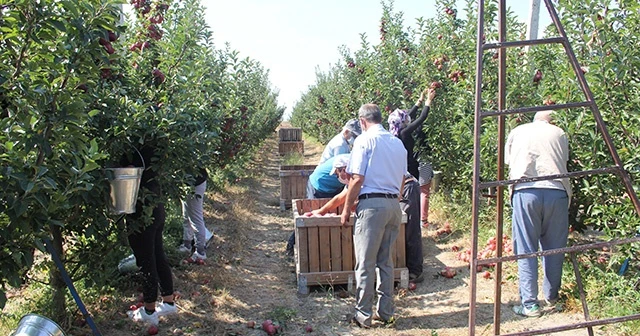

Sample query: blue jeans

[512,188,568,308]
[353,197,401,326]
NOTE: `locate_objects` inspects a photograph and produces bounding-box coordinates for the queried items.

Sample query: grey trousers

[353,197,401,326]
[182,181,207,253]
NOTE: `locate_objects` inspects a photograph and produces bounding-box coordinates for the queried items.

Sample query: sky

[199,1,552,119]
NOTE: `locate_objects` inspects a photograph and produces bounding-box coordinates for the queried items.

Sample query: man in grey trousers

[341,103,407,328]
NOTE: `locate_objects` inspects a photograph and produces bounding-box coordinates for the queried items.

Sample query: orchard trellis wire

[469,0,640,335]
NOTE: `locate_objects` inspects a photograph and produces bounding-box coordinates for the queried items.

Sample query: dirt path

[107,130,617,335]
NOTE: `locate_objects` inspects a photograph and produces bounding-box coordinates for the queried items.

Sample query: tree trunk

[49,224,67,322]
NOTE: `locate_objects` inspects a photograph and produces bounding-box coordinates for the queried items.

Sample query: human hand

[311,209,324,216]
[416,89,426,106]
[340,210,350,227]
[425,88,436,105]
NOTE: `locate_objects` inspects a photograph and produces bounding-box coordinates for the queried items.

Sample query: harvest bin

[279,165,316,210]
[292,198,409,295]
[278,140,304,156]
[278,127,302,142]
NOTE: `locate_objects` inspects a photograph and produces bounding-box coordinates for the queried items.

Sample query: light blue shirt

[309,154,348,193]
[347,124,407,195]
[319,133,350,164]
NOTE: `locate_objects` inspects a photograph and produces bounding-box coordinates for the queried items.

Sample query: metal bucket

[11,314,65,336]
[105,167,144,215]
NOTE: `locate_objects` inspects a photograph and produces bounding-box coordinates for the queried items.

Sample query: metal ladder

[469,0,640,335]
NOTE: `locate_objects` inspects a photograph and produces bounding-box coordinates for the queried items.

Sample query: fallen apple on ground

[440,267,457,278]
[147,325,158,335]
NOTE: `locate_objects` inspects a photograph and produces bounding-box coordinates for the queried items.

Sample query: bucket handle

[124,142,146,171]
[105,143,147,172]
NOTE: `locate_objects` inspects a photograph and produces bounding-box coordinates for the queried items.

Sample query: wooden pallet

[292,198,409,295]
[279,165,316,210]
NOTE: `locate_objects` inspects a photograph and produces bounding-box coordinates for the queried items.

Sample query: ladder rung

[500,313,640,336]
[481,101,592,117]
[479,167,622,189]
[482,37,565,50]
[477,236,640,266]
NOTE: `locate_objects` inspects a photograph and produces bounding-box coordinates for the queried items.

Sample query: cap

[329,154,350,175]
[343,119,361,137]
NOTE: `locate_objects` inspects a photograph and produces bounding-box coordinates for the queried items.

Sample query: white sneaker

[191,251,206,261]
[177,245,191,254]
[156,302,178,317]
[128,306,159,325]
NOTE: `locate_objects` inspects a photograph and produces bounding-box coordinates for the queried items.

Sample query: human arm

[402,88,436,136]
[340,174,364,226]
[312,187,348,215]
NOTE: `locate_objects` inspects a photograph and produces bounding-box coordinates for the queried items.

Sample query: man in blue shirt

[341,104,407,328]
[286,155,351,257]
[307,154,351,199]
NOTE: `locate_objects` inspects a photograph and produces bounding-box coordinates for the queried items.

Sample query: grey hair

[534,110,554,122]
[358,104,382,123]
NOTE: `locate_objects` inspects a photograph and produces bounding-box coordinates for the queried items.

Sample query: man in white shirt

[505,110,571,318]
[318,119,361,164]
[341,104,407,328]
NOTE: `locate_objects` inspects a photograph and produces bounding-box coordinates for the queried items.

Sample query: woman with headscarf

[388,87,437,228]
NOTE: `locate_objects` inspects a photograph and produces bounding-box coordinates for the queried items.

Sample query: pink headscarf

[388,109,410,137]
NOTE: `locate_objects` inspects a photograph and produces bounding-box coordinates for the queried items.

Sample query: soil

[78,126,621,336]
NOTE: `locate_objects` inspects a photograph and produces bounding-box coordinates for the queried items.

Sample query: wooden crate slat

[307,227,320,272]
[330,227,341,272]
[297,226,309,273]
[319,227,331,272]
[342,225,354,271]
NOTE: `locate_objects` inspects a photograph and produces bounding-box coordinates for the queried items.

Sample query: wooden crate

[278,140,304,156]
[278,128,302,142]
[292,198,409,295]
[279,165,316,210]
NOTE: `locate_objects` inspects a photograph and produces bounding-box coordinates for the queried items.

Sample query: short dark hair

[358,104,382,124]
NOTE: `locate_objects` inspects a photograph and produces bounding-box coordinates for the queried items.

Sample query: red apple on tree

[533,69,543,83]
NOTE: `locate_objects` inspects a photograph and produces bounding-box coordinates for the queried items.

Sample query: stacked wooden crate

[278,128,304,156]
[279,165,316,210]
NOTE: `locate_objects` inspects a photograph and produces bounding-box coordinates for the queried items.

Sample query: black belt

[358,193,398,200]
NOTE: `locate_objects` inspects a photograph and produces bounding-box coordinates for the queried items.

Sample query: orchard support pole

[44,238,102,336]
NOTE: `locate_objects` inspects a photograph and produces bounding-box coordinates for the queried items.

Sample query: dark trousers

[128,203,173,303]
[126,173,174,303]
[400,180,423,276]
